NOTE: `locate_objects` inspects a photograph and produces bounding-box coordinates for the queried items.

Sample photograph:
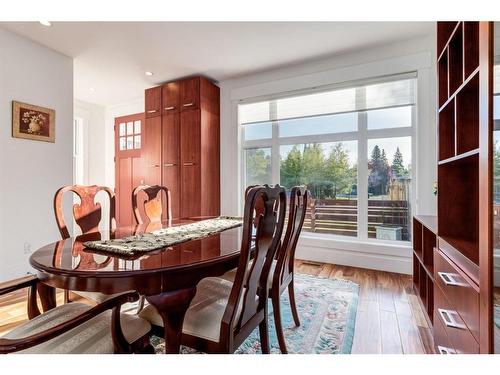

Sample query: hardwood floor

[294,260,434,354]
[0,261,434,354]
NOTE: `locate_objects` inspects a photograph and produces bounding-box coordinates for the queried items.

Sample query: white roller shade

[239,74,416,125]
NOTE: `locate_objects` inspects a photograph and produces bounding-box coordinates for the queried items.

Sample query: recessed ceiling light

[39,21,51,27]
[145,71,154,76]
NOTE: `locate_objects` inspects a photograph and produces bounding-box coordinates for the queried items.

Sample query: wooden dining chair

[132,185,171,225]
[139,185,287,353]
[0,275,153,354]
[221,185,309,353]
[54,185,116,304]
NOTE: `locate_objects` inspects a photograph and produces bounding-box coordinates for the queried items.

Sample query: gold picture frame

[12,101,55,143]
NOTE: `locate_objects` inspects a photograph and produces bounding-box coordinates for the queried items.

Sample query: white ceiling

[0,22,434,107]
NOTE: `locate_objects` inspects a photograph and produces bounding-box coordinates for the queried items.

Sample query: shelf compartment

[437,154,479,266]
[456,73,479,154]
[413,253,420,291]
[413,219,423,258]
[438,99,455,161]
[463,22,479,79]
[448,22,464,96]
[422,228,436,275]
[437,21,460,57]
[438,50,449,107]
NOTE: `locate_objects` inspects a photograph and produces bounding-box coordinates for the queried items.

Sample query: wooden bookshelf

[434,21,493,354]
[412,215,437,325]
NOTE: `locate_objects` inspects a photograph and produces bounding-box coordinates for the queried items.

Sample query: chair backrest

[221,184,287,348]
[273,186,309,287]
[54,185,116,239]
[132,185,171,225]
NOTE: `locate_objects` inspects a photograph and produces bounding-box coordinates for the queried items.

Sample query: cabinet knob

[147,110,158,114]
[183,103,194,107]
[164,106,175,111]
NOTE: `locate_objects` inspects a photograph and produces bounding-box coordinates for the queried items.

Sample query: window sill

[299,232,413,258]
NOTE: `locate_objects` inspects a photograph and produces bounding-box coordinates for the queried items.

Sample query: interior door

[115,113,145,227]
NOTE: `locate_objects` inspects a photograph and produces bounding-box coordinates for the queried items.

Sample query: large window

[240,73,416,242]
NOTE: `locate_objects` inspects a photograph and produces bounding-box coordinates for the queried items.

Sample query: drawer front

[433,305,456,354]
[434,249,479,341]
[145,86,162,118]
[434,284,479,354]
[180,77,200,111]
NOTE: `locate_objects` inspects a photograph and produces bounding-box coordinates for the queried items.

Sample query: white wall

[0,28,73,281]
[218,34,437,274]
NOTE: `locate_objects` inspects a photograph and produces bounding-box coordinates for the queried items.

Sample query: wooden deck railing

[303,198,410,240]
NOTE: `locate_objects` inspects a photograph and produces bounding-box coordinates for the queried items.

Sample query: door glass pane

[280,141,358,237]
[367,136,411,241]
[245,148,272,186]
[367,106,413,130]
[279,112,357,137]
[126,136,134,150]
[127,122,134,135]
[134,135,141,149]
[119,137,126,151]
[243,122,272,141]
[134,120,141,134]
[119,123,126,136]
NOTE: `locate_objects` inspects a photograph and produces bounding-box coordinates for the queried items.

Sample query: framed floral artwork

[12,101,55,143]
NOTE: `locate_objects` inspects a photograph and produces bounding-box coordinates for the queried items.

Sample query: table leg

[146,287,197,354]
[37,283,56,311]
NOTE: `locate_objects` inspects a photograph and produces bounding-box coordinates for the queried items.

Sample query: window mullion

[270,100,280,185]
[357,87,369,239]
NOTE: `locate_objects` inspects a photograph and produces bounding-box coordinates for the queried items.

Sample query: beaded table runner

[83,216,242,256]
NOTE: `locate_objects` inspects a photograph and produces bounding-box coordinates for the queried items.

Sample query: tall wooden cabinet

[143,76,220,219]
[431,21,493,354]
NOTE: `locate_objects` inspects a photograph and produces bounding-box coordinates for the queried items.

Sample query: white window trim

[239,77,416,245]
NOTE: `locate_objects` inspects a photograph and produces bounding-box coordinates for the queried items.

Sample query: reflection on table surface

[30,218,243,273]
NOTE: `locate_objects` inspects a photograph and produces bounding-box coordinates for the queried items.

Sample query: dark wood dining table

[29,218,243,353]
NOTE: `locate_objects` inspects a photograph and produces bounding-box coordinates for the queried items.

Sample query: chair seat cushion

[72,291,118,304]
[4,302,151,354]
[140,277,238,343]
[220,260,276,289]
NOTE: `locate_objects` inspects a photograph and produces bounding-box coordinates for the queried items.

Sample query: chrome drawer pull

[164,106,175,111]
[437,346,456,354]
[147,110,157,114]
[183,162,195,166]
[150,164,160,168]
[183,102,194,107]
[164,163,177,167]
[438,272,465,287]
[438,309,467,330]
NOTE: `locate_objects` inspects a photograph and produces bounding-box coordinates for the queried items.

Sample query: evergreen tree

[324,143,353,198]
[391,147,406,178]
[368,145,390,196]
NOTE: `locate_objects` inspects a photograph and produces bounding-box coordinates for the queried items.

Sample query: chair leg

[271,292,288,354]
[259,320,270,354]
[288,279,300,327]
[64,289,70,304]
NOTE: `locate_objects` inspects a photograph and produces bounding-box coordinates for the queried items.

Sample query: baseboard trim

[296,240,412,275]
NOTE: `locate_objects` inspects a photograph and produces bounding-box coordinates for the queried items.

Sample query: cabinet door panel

[162,113,180,164]
[180,110,200,164]
[143,117,162,185]
[181,164,200,218]
[145,86,162,118]
[162,82,180,114]
[162,165,180,219]
[180,77,200,111]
